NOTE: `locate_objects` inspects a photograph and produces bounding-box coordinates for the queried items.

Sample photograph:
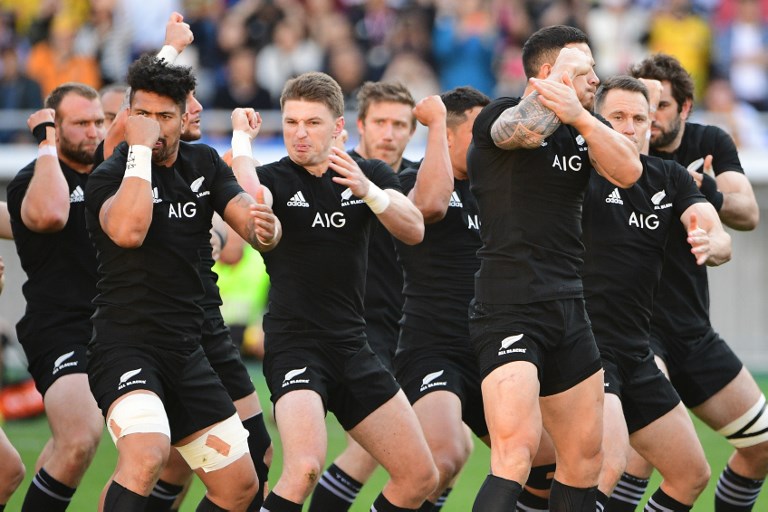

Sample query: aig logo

[629,212,659,230]
[552,154,582,172]
[169,202,197,219]
[312,211,346,228]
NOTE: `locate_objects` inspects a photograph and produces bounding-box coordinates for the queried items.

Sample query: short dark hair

[126,54,196,113]
[440,86,491,128]
[45,82,100,117]
[280,71,345,118]
[356,81,416,129]
[594,75,649,113]
[522,25,590,80]
[629,53,694,112]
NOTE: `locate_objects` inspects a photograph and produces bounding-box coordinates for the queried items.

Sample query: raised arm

[680,203,731,267]
[490,47,592,150]
[222,108,281,252]
[328,146,424,245]
[21,109,71,232]
[407,95,453,224]
[98,116,158,247]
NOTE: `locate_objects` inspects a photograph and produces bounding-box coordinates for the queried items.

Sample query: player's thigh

[482,361,541,443]
[44,373,103,440]
[413,390,466,460]
[274,389,328,465]
[691,367,763,430]
[348,390,431,478]
[630,401,708,483]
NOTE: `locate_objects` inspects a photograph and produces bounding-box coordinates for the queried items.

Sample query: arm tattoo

[491,92,561,150]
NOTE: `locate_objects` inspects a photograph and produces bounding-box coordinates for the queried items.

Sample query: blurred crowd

[1,0,768,147]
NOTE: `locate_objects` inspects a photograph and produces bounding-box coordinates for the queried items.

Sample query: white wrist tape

[124,145,152,183]
[363,182,391,214]
[156,45,179,64]
[38,144,58,159]
[231,130,253,159]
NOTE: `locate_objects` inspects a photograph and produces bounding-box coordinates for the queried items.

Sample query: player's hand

[531,73,586,125]
[687,213,710,265]
[333,129,349,151]
[164,12,194,53]
[125,115,160,148]
[686,155,714,187]
[231,108,262,140]
[639,78,663,118]
[210,227,223,261]
[0,255,5,295]
[27,108,56,143]
[550,46,593,81]
[413,95,446,128]
[328,146,370,198]
[251,186,279,247]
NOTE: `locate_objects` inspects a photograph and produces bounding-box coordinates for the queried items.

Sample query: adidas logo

[152,187,162,204]
[605,188,623,205]
[70,185,84,203]
[448,191,463,208]
[287,191,309,207]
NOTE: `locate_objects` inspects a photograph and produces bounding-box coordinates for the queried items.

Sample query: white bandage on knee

[175,414,249,473]
[718,395,768,448]
[106,393,171,444]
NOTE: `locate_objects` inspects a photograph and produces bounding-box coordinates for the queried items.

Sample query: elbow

[25,211,68,233]
[396,222,425,246]
[107,223,147,248]
[420,204,448,225]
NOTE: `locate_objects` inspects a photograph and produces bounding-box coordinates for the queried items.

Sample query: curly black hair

[126,53,196,113]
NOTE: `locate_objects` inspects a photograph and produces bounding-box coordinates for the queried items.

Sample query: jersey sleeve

[363,159,401,192]
[84,144,128,218]
[669,160,707,217]
[397,167,418,195]
[206,146,243,216]
[472,97,520,149]
[6,162,35,226]
[708,126,744,176]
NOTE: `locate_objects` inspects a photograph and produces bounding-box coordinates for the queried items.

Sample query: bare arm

[716,171,759,231]
[0,202,13,240]
[21,109,70,232]
[221,191,281,253]
[329,147,424,245]
[407,95,453,224]
[680,203,731,266]
[99,116,158,248]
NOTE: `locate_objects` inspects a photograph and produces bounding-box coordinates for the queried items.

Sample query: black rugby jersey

[85,142,243,345]
[257,156,400,339]
[468,97,601,304]
[350,149,412,337]
[649,123,744,338]
[7,159,98,355]
[582,155,705,362]
[395,168,481,348]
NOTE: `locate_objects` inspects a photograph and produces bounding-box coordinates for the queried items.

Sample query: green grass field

[3,365,766,511]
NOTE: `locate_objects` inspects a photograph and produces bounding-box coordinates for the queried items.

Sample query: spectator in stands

[587,0,651,77]
[211,46,272,110]
[432,0,498,97]
[646,0,712,101]
[26,16,101,97]
[0,44,43,143]
[714,0,768,111]
[256,16,323,103]
[696,76,768,149]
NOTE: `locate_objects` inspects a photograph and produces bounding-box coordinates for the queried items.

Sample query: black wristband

[700,172,724,211]
[32,122,55,145]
